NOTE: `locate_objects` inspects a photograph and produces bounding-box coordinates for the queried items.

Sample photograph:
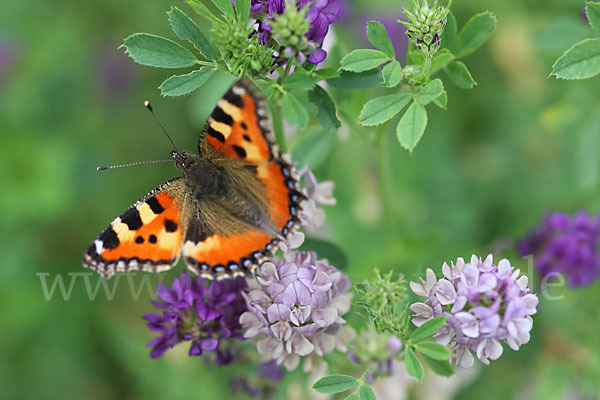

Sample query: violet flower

[250,0,343,64]
[143,272,246,363]
[518,211,600,287]
[410,255,538,368]
[240,250,355,371]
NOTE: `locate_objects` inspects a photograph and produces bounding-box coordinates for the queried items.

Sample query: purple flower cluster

[518,211,600,287]
[250,0,343,63]
[240,251,355,371]
[410,255,538,368]
[143,272,246,363]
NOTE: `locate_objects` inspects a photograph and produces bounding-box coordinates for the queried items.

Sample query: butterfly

[82,79,305,280]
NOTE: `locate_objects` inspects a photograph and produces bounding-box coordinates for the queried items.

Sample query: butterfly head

[171,150,227,199]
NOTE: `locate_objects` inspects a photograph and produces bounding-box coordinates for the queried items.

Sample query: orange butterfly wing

[184,80,305,278]
[83,179,185,279]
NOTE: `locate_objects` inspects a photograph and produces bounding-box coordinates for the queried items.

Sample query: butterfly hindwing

[186,79,305,279]
[82,178,186,279]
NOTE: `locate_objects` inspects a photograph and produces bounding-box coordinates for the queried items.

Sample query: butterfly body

[83,80,305,280]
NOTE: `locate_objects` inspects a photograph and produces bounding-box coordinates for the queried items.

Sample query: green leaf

[168,7,214,60]
[423,356,454,376]
[433,91,447,109]
[416,79,444,105]
[367,20,395,58]
[430,49,455,73]
[345,392,359,400]
[159,67,214,96]
[415,342,451,361]
[210,0,234,18]
[312,374,357,394]
[445,60,476,88]
[359,93,412,126]
[121,33,197,68]
[299,237,348,270]
[382,60,402,88]
[235,0,251,26]
[551,38,600,80]
[186,0,222,24]
[454,11,497,58]
[315,68,341,80]
[358,384,376,400]
[409,316,447,342]
[340,49,390,72]
[396,101,428,153]
[442,11,457,50]
[309,85,341,131]
[282,92,309,127]
[283,71,321,90]
[404,346,425,380]
[586,2,600,31]
[327,69,383,89]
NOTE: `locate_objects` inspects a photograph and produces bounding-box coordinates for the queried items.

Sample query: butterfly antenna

[96,159,173,171]
[144,101,181,154]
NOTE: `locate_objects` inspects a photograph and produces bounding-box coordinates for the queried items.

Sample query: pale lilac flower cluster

[240,251,355,371]
[297,166,336,232]
[410,255,538,368]
[281,166,336,250]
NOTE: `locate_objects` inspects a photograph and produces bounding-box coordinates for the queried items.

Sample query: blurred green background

[2,0,600,399]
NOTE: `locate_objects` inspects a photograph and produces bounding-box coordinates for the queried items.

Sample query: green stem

[196,60,219,68]
[422,55,432,77]
[270,104,287,152]
[279,61,294,84]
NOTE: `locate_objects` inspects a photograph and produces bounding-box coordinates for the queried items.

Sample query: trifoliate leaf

[367,20,395,58]
[586,2,600,31]
[415,342,451,360]
[358,383,376,400]
[283,71,320,90]
[308,85,341,131]
[551,38,600,80]
[454,11,497,58]
[382,60,402,88]
[312,374,357,394]
[396,101,428,153]
[168,6,214,59]
[340,49,390,72]
[186,0,222,25]
[416,79,444,105]
[210,0,234,18]
[405,346,425,380]
[409,316,447,342]
[430,49,455,73]
[282,92,309,127]
[445,60,477,88]
[235,0,251,26]
[433,91,448,109]
[159,67,214,96]
[423,356,454,376]
[121,33,197,68]
[359,92,412,126]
